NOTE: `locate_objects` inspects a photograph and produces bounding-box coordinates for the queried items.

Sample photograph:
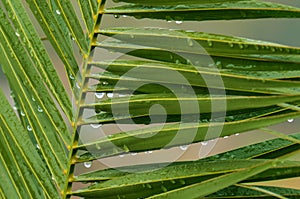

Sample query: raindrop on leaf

[95,92,105,99]
[27,125,32,131]
[56,10,61,15]
[37,106,43,113]
[287,118,294,123]
[90,124,102,128]
[84,161,92,168]
[180,145,188,151]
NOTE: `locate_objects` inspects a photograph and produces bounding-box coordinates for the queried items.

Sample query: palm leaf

[0,0,300,198]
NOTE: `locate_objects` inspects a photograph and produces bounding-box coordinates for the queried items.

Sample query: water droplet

[37,105,43,113]
[95,92,105,99]
[175,20,182,24]
[130,34,134,39]
[180,145,188,151]
[13,106,17,110]
[201,141,208,146]
[56,10,61,15]
[15,32,20,37]
[167,20,172,23]
[119,154,125,158]
[170,180,176,184]
[121,15,127,18]
[207,40,213,47]
[175,60,180,64]
[102,81,109,85]
[179,179,185,185]
[76,82,80,89]
[107,93,114,98]
[161,185,167,192]
[223,136,229,139]
[271,47,276,52]
[90,123,102,128]
[27,125,32,131]
[95,143,101,150]
[84,161,92,168]
[131,152,137,156]
[114,14,120,19]
[187,38,193,46]
[69,74,75,80]
[32,96,36,101]
[36,144,40,149]
[146,184,152,189]
[123,145,130,152]
[287,118,294,123]
[235,133,240,136]
[20,111,25,116]
[239,44,244,49]
[119,93,127,97]
[228,43,234,48]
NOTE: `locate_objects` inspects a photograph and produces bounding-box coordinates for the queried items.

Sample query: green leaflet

[76,112,300,162]
[0,89,59,199]
[106,1,300,21]
[207,185,300,198]
[1,0,73,121]
[98,27,300,57]
[112,0,244,6]
[73,159,285,198]
[89,60,300,94]
[78,0,95,33]
[25,0,80,89]
[85,93,300,115]
[51,0,89,54]
[0,10,70,190]
[97,40,300,71]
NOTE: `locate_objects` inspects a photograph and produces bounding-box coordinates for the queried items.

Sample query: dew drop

[84,161,92,168]
[287,118,294,123]
[69,74,75,80]
[187,38,193,47]
[119,154,125,158]
[201,141,208,146]
[32,96,36,101]
[131,152,137,156]
[55,10,61,15]
[95,92,105,99]
[76,82,80,89]
[239,44,244,49]
[175,20,182,24]
[235,133,240,136]
[114,14,120,19]
[146,184,152,189]
[20,111,25,116]
[15,32,20,37]
[13,106,17,111]
[36,144,40,149]
[107,93,114,98]
[207,40,213,47]
[37,105,43,113]
[223,136,229,139]
[90,123,102,128]
[95,143,101,150]
[228,43,234,48]
[161,185,167,192]
[27,125,32,131]
[179,179,185,185]
[119,93,127,97]
[180,145,188,151]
